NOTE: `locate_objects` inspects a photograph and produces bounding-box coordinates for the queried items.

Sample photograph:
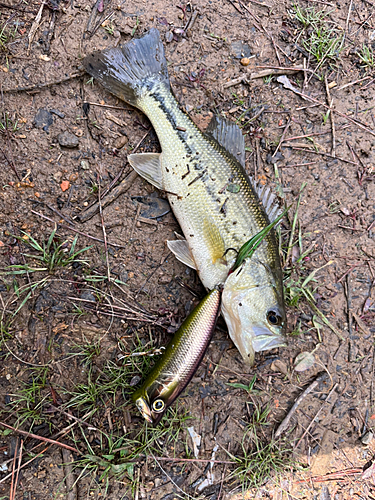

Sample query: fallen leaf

[60,180,70,192]
[294,351,315,372]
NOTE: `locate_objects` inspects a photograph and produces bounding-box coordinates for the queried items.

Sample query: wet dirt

[1,0,375,498]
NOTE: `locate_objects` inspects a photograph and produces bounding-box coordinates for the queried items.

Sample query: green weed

[227,401,296,491]
[5,227,92,275]
[227,374,260,394]
[9,366,52,429]
[0,18,19,52]
[0,111,23,134]
[291,3,344,75]
[291,3,328,28]
[358,44,374,68]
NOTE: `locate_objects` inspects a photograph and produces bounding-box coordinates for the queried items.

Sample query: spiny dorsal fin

[250,176,282,224]
[206,115,246,167]
[128,153,163,190]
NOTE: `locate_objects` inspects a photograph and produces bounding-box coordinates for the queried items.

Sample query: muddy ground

[1,0,375,498]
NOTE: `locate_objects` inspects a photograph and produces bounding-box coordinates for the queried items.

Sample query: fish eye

[267,310,282,326]
[152,399,165,413]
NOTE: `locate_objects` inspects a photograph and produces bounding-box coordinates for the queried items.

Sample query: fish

[83,28,286,365]
[132,288,221,425]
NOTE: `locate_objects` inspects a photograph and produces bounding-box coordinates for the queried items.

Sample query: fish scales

[84,28,286,365]
[139,84,278,288]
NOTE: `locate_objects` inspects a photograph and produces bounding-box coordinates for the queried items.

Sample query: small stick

[78,131,149,222]
[280,81,375,137]
[3,71,85,93]
[371,346,375,409]
[278,162,317,168]
[295,382,338,449]
[49,406,99,431]
[290,147,356,165]
[153,456,234,465]
[61,448,78,500]
[28,0,46,54]
[9,438,19,500]
[275,373,328,438]
[30,199,74,225]
[31,210,128,248]
[0,143,21,180]
[97,174,110,281]
[12,439,23,500]
[272,118,291,157]
[0,446,49,485]
[83,101,132,111]
[337,76,372,91]
[237,0,283,64]
[0,421,80,453]
[345,0,354,34]
[325,75,336,157]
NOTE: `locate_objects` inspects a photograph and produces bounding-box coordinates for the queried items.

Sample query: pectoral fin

[167,239,197,270]
[203,218,226,265]
[128,153,163,189]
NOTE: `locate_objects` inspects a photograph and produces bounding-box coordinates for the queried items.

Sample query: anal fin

[128,153,163,190]
[167,239,197,270]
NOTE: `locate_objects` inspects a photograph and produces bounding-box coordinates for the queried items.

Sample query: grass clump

[290,3,344,76]
[7,226,92,275]
[358,44,374,69]
[227,401,296,492]
[8,366,52,429]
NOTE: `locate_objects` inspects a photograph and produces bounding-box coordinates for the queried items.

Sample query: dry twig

[275,373,328,438]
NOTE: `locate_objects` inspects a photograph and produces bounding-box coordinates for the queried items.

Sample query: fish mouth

[251,325,286,352]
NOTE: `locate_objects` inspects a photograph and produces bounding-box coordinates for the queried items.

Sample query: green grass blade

[231,207,289,273]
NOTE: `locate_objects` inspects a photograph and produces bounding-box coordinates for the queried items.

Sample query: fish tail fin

[83,28,169,108]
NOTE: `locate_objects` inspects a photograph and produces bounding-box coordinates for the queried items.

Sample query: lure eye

[267,310,282,326]
[152,399,165,413]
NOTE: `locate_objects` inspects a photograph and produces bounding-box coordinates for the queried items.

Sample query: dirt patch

[1,0,375,498]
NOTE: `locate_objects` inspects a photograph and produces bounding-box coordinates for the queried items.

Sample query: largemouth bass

[133,288,221,425]
[84,28,286,365]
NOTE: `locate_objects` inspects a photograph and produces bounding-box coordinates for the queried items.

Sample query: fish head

[132,378,179,425]
[221,259,286,365]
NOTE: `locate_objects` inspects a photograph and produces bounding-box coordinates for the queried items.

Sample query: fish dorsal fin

[206,115,246,167]
[203,218,226,265]
[167,239,197,270]
[250,177,283,224]
[128,153,163,190]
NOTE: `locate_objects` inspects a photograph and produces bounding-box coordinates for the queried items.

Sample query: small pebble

[81,160,90,170]
[361,431,374,445]
[53,171,63,183]
[240,57,251,66]
[57,131,79,148]
[50,109,65,119]
[33,108,53,131]
[60,180,70,192]
[114,135,128,149]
